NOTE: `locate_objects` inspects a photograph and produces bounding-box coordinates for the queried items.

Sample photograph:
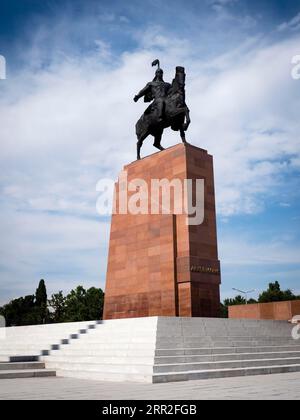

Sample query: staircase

[43,317,157,382]
[1,317,300,383]
[43,317,300,383]
[152,318,300,382]
[0,320,102,379]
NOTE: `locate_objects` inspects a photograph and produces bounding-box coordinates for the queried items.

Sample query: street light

[232,288,256,304]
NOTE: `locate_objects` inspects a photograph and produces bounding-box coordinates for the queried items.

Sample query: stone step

[50,363,300,383]
[45,361,153,374]
[155,350,300,364]
[45,355,154,364]
[158,332,295,337]
[55,369,153,383]
[4,321,98,332]
[152,364,300,383]
[0,369,56,379]
[155,345,300,356]
[4,333,86,340]
[158,334,294,338]
[0,362,45,370]
[43,348,155,358]
[157,338,299,348]
[0,351,41,358]
[0,344,60,351]
[75,338,295,345]
[160,335,295,340]
[132,323,289,328]
[157,327,293,332]
[156,329,293,336]
[47,342,156,351]
[153,357,300,373]
[0,355,40,363]
[66,334,157,344]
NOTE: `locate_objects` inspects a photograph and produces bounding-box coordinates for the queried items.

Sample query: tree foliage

[0,280,105,326]
[35,279,49,323]
[35,279,47,306]
[258,281,297,303]
[48,291,66,323]
[48,286,104,323]
[0,295,39,326]
[63,286,104,322]
[224,295,247,306]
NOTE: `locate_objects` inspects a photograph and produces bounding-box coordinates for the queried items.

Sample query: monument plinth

[103,143,221,319]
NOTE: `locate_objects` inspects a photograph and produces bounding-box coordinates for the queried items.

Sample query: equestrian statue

[133,60,191,160]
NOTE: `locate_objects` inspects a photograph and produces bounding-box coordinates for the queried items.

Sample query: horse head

[168,66,186,105]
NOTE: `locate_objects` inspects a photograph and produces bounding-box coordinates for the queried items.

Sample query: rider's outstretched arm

[134,83,151,102]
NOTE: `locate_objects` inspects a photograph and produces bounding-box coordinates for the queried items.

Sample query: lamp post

[232,288,256,304]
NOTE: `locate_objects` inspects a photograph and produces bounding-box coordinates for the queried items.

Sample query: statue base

[103,143,221,319]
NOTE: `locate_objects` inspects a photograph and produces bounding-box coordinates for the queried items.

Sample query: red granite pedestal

[103,143,221,319]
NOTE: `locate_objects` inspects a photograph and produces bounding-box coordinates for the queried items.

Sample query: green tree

[247,298,257,304]
[64,286,87,322]
[36,279,47,306]
[220,302,228,318]
[0,283,104,326]
[258,281,296,303]
[48,291,67,323]
[35,279,48,323]
[224,295,247,306]
[0,295,40,326]
[85,287,104,320]
[64,286,104,322]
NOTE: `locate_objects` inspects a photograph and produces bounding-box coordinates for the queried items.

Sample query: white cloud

[0,21,300,302]
[207,0,256,28]
[220,234,300,266]
[0,206,110,304]
[219,233,300,300]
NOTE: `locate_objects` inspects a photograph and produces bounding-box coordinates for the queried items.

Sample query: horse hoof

[153,144,164,151]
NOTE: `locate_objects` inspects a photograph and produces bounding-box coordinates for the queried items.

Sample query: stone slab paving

[0,372,299,400]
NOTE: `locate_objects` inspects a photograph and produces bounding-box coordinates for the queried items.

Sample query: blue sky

[0,0,300,304]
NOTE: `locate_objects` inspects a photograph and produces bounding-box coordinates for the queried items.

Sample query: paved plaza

[0,372,299,400]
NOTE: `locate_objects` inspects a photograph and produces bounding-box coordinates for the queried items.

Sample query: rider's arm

[134,83,151,102]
